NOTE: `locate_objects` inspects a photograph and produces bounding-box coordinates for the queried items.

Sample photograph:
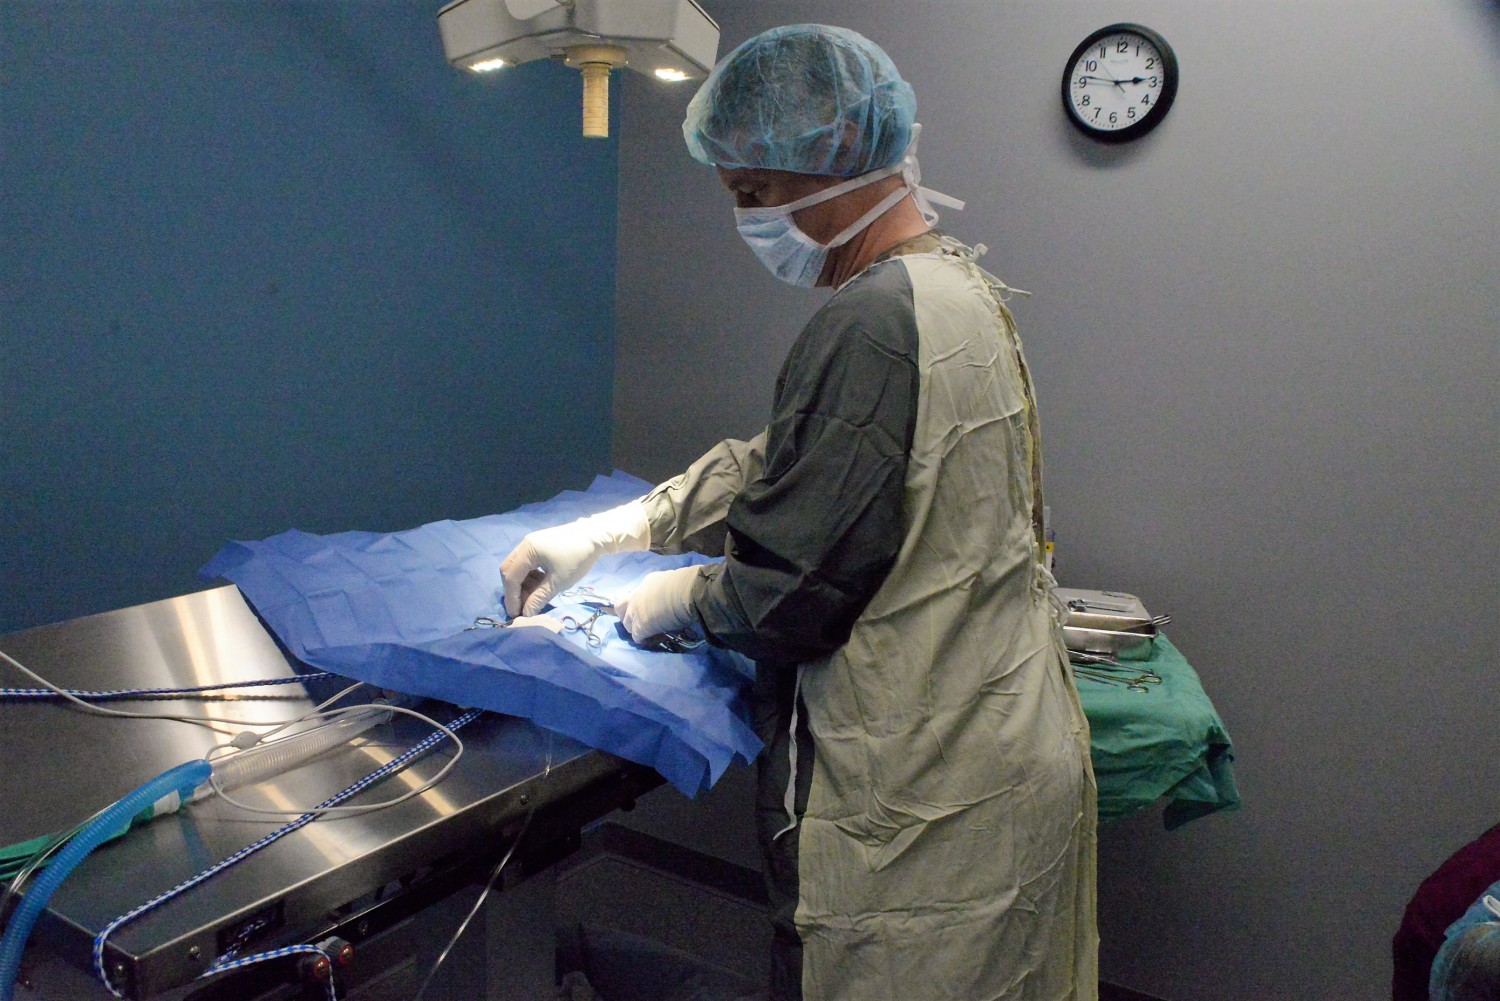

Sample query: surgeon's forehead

[716,166,810,190]
[714,166,846,212]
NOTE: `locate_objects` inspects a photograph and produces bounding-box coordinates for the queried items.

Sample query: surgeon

[501,24,1098,1001]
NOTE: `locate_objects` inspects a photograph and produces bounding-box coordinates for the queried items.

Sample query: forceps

[1072,667,1153,693]
[1068,652,1161,693]
[559,601,612,652]
[557,586,706,653]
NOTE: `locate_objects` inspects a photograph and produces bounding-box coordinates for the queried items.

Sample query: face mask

[734,161,910,287]
[732,124,966,288]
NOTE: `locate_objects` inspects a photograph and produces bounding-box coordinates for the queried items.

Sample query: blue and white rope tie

[92,708,484,998]
[0,674,337,701]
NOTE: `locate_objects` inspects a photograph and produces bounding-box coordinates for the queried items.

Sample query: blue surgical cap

[683,24,916,177]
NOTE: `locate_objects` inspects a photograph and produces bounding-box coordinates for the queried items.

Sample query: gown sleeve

[640,432,767,557]
[687,269,920,665]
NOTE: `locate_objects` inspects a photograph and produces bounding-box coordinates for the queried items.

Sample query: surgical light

[437,0,720,139]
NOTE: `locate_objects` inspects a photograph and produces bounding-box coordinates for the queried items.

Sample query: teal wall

[1,2,620,631]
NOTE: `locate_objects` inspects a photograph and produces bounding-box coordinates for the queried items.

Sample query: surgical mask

[733,124,965,288]
[734,161,910,287]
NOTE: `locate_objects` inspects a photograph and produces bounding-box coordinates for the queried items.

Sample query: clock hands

[1079,73,1147,90]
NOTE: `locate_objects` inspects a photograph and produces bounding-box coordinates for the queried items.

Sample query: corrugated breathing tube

[0,759,211,1001]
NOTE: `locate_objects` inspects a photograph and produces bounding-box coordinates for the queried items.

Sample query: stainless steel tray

[1062,623,1156,659]
[1056,588,1157,660]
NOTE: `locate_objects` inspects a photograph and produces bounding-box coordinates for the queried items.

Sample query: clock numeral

[1079,94,1091,107]
[1083,59,1098,73]
[1141,93,1152,106]
[1108,112,1118,125]
[1127,107,1137,120]
[1077,76,1088,88]
[1116,40,1129,54]
[1146,57,1156,70]
[1149,76,1159,88]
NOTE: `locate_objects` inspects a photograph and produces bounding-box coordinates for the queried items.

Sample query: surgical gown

[641,235,1098,1001]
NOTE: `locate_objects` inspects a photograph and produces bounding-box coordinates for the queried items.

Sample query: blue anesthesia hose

[0,759,211,1001]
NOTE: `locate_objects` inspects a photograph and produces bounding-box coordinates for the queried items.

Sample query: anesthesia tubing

[0,760,211,1001]
[0,706,481,1001]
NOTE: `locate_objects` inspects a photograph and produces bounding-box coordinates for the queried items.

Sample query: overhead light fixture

[438,0,720,139]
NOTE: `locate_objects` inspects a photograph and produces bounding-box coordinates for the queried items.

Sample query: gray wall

[1,2,620,631]
[613,2,1500,999]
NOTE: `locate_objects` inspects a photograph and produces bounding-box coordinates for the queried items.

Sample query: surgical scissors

[464,614,512,631]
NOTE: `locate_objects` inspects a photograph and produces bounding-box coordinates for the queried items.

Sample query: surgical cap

[682,24,916,177]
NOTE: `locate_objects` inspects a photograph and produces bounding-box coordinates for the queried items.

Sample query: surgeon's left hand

[616,566,699,644]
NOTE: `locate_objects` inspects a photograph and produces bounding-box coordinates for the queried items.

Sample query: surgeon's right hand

[500,501,651,617]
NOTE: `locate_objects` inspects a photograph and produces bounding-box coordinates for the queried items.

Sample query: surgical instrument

[559,600,612,652]
[1072,657,1162,684]
[465,614,513,630]
[557,586,706,653]
[1067,597,1136,614]
[1071,667,1152,694]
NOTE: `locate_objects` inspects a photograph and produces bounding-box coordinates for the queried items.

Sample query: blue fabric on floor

[199,472,761,797]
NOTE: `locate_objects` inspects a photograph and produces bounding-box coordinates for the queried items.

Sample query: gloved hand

[616,565,700,644]
[501,501,650,617]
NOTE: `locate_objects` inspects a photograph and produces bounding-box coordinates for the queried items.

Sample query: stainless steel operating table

[0,585,663,1000]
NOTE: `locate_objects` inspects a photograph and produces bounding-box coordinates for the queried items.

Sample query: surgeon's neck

[820,189,932,289]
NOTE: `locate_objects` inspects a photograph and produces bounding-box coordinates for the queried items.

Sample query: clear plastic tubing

[196,706,393,801]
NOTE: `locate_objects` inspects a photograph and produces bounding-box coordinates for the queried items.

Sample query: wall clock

[1062,23,1178,142]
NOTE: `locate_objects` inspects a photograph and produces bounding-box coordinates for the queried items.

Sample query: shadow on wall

[1060,121,1156,170]
[223,5,515,246]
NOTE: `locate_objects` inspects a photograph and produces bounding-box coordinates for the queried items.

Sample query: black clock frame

[1061,23,1178,143]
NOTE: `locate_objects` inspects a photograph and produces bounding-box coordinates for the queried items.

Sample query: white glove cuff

[580,500,651,554]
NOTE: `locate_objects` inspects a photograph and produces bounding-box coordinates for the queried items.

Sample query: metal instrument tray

[1056,588,1157,660]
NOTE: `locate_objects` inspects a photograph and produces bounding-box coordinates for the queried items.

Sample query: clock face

[1063,24,1178,142]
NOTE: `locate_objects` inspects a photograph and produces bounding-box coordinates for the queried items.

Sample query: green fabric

[0,834,55,880]
[0,805,153,880]
[1076,634,1241,829]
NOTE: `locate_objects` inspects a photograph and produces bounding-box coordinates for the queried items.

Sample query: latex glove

[501,501,650,617]
[616,565,700,644]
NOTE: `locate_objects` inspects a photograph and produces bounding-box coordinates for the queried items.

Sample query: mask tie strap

[768,159,908,215]
[822,185,913,251]
[902,123,965,226]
